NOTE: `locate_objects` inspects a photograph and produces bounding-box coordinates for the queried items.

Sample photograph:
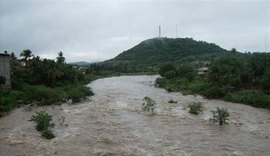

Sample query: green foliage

[41,128,55,139]
[29,111,54,131]
[158,64,176,78]
[113,37,227,66]
[155,53,270,110]
[0,89,22,116]
[260,67,270,93]
[68,85,94,103]
[0,76,6,85]
[209,56,248,87]
[142,96,156,115]
[210,107,230,125]
[22,85,63,105]
[188,102,203,115]
[224,91,270,109]
[99,37,228,74]
[250,53,270,82]
[177,63,195,81]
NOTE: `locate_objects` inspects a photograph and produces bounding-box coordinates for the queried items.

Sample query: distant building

[0,53,11,87]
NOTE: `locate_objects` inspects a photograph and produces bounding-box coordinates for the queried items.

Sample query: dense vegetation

[156,52,270,110]
[0,50,94,117]
[91,37,229,74]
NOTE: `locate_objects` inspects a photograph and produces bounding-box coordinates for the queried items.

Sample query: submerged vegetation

[142,96,156,115]
[210,107,230,125]
[188,102,204,115]
[29,111,55,139]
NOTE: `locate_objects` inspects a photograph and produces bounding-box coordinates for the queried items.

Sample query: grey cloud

[0,0,269,62]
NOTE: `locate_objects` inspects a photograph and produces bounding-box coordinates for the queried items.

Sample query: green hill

[93,37,232,73]
[107,37,228,65]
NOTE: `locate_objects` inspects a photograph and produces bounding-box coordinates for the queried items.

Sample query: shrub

[41,128,55,139]
[142,96,156,115]
[202,85,225,99]
[210,107,230,125]
[29,111,54,131]
[68,85,94,103]
[158,64,176,77]
[22,85,63,105]
[224,91,270,109]
[0,89,22,116]
[155,77,166,88]
[188,102,203,115]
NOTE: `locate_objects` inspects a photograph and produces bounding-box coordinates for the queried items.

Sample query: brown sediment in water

[0,75,269,156]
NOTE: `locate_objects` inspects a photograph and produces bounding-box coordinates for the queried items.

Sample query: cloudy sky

[0,0,269,62]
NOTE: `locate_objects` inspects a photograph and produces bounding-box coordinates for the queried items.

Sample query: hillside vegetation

[86,37,230,74]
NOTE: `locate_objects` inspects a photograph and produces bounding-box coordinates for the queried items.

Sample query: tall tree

[20,49,33,61]
[10,52,17,60]
[56,51,65,64]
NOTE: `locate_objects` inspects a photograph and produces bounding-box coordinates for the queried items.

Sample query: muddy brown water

[0,75,269,156]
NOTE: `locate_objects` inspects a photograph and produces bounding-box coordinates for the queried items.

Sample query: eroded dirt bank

[0,75,269,156]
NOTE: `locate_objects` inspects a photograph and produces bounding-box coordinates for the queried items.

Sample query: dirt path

[0,75,269,156]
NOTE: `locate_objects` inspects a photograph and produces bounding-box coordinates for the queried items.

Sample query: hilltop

[104,37,229,68]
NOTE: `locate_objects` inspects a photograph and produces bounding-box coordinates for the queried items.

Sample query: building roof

[0,53,10,56]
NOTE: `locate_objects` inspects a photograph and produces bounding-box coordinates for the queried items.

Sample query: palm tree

[56,51,65,64]
[47,62,63,85]
[20,49,33,61]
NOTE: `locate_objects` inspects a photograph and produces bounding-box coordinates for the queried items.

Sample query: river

[0,75,269,156]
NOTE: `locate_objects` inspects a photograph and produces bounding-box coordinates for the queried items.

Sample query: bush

[29,111,54,131]
[155,77,166,88]
[0,89,22,116]
[142,96,156,115]
[224,91,270,109]
[158,64,176,77]
[22,85,63,105]
[210,107,230,125]
[41,128,55,139]
[188,102,203,115]
[68,85,94,103]
[202,85,225,99]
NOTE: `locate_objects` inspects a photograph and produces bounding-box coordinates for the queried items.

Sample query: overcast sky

[0,0,269,62]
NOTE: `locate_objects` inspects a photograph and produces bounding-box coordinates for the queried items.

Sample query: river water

[0,75,269,156]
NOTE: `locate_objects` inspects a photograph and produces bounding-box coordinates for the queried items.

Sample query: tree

[0,76,6,85]
[10,52,17,60]
[158,64,176,77]
[209,56,247,87]
[56,51,65,64]
[250,53,270,82]
[20,49,33,61]
[231,48,237,53]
